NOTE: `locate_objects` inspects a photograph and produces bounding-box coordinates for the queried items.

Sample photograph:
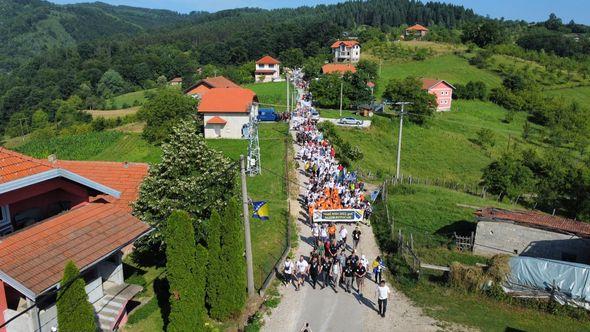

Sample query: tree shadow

[435,220,476,237]
[300,235,316,247]
[154,277,171,330]
[130,242,166,268]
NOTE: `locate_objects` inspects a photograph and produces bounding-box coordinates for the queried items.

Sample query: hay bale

[487,254,511,282]
[450,262,486,292]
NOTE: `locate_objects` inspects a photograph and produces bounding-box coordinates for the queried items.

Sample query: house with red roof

[185,76,240,99]
[168,77,183,87]
[405,24,429,39]
[331,40,361,63]
[321,63,357,76]
[0,148,150,332]
[255,55,281,83]
[198,87,258,139]
[474,208,590,264]
[421,78,455,111]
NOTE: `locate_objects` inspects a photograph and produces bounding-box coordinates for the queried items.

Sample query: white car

[310,110,320,121]
[338,117,363,126]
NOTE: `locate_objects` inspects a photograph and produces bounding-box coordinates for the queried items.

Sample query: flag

[252,201,269,220]
[370,189,381,202]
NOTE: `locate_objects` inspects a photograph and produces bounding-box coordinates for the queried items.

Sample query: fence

[257,131,292,295]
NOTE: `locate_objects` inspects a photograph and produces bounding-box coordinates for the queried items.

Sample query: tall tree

[382,76,437,125]
[218,198,246,317]
[205,210,223,319]
[133,118,237,250]
[57,261,97,332]
[165,210,205,331]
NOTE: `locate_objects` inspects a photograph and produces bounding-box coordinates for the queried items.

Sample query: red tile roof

[185,76,240,95]
[421,78,455,90]
[0,202,150,295]
[206,116,227,125]
[322,63,357,75]
[198,88,257,113]
[55,161,149,211]
[406,24,429,31]
[331,40,360,48]
[476,208,590,238]
[0,148,53,184]
[256,55,281,65]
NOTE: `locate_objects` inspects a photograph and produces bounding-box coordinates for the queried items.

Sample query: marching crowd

[285,70,390,319]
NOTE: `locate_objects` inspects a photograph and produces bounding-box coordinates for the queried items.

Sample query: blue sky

[50,0,590,24]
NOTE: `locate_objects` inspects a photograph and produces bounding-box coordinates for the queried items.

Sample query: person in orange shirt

[328,223,337,241]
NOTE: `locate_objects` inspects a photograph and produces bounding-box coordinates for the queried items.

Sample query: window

[269,64,275,68]
[0,205,12,236]
[0,206,5,222]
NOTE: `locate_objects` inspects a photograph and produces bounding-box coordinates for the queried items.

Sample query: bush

[474,128,496,149]
[57,261,97,332]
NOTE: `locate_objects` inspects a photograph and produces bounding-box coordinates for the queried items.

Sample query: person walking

[352,226,361,250]
[320,258,332,289]
[296,255,309,291]
[339,225,348,250]
[330,258,341,293]
[312,223,320,243]
[375,280,391,318]
[283,256,295,288]
[309,256,320,289]
[355,260,367,296]
[320,224,329,243]
[347,250,359,268]
[337,249,347,284]
[328,222,337,241]
[343,261,354,293]
[372,256,384,283]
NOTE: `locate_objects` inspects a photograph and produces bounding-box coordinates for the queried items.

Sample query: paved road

[262,131,443,332]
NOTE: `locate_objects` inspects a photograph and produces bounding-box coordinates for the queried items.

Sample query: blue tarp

[506,256,590,308]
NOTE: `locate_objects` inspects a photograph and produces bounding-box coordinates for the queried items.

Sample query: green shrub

[57,261,98,332]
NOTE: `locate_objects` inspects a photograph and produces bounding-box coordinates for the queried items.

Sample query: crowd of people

[283,70,389,319]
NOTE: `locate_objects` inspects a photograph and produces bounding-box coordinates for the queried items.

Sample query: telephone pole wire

[394,102,412,179]
[240,155,255,297]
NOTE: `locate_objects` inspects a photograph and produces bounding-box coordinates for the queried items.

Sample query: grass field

[546,86,590,105]
[337,100,531,184]
[85,107,139,119]
[107,89,156,109]
[375,54,502,98]
[244,81,288,108]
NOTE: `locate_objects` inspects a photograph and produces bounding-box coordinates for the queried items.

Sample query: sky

[49,0,590,24]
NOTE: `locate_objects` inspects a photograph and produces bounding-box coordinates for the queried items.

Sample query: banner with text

[313,209,364,223]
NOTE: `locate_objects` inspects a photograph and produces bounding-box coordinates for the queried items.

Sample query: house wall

[474,221,590,263]
[333,45,361,63]
[255,64,280,82]
[203,112,250,139]
[427,82,453,111]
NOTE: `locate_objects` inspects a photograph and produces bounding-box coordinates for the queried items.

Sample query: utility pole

[394,102,412,179]
[240,155,255,297]
[339,81,344,117]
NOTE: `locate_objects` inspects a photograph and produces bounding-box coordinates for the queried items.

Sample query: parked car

[257,108,279,122]
[310,109,320,122]
[338,117,363,126]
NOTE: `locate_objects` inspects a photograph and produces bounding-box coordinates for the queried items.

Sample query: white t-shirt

[339,228,348,239]
[284,260,294,274]
[376,285,390,300]
[296,260,309,273]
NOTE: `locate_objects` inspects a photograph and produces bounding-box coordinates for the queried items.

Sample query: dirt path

[261,130,448,332]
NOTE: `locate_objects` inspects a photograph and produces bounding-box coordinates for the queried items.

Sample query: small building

[0,148,151,332]
[421,78,454,111]
[255,56,281,83]
[198,88,258,139]
[474,208,590,264]
[331,40,361,63]
[405,24,429,39]
[321,63,357,75]
[184,76,240,99]
[169,77,183,87]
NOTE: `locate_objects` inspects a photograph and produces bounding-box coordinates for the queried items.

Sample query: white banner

[313,209,364,223]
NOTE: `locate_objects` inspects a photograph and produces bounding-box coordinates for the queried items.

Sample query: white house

[198,87,258,139]
[331,40,361,63]
[255,55,281,82]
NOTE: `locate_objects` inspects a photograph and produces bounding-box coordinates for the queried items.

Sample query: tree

[382,76,437,125]
[461,21,507,47]
[133,118,237,250]
[57,261,97,332]
[544,13,562,31]
[97,69,126,98]
[474,128,496,149]
[482,154,535,200]
[138,88,198,144]
[205,210,223,319]
[279,48,305,69]
[218,199,246,317]
[165,211,206,331]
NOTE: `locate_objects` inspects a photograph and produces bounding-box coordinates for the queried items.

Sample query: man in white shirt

[284,257,295,288]
[339,226,348,249]
[296,255,309,291]
[375,280,391,317]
